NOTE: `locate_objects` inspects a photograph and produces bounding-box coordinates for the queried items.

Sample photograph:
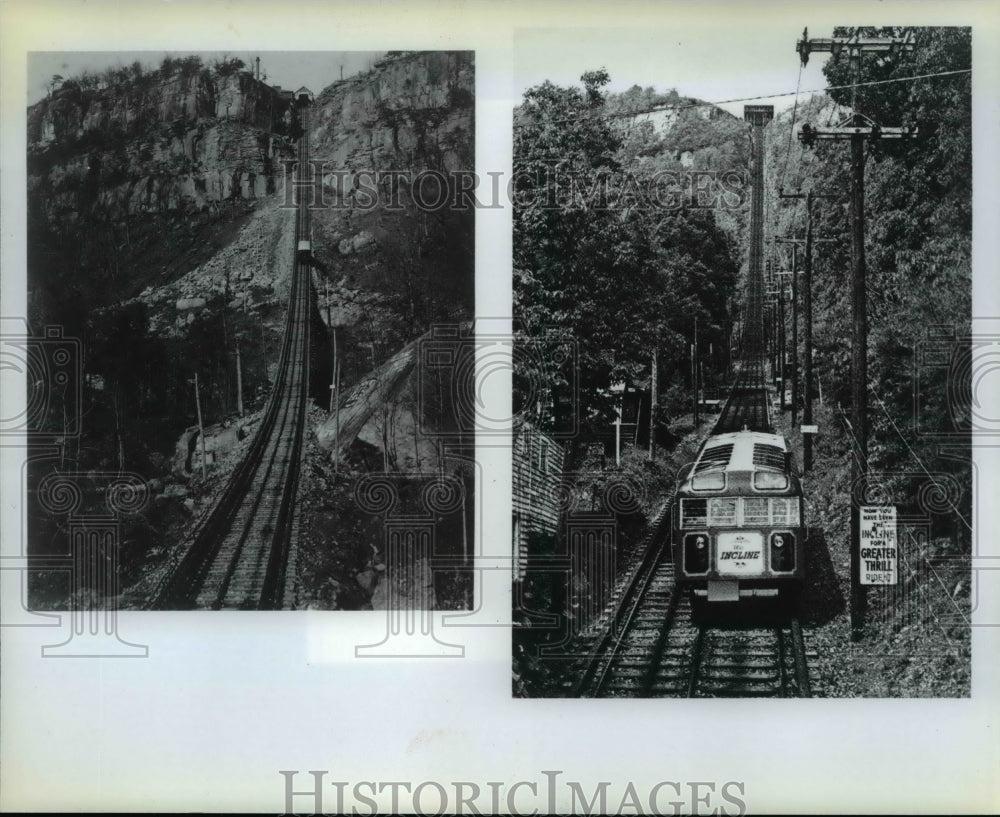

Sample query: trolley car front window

[680,497,800,527]
[708,498,737,526]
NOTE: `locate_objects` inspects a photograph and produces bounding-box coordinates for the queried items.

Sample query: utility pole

[235,339,244,417]
[691,316,699,427]
[776,205,838,472]
[614,407,622,466]
[776,270,785,406]
[334,353,341,473]
[771,265,794,414]
[790,243,798,424]
[773,238,802,425]
[330,327,338,414]
[194,372,207,480]
[797,27,916,641]
[765,258,779,395]
[327,281,341,474]
[649,347,658,461]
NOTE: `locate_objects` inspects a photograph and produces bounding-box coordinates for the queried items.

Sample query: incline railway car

[671,429,805,603]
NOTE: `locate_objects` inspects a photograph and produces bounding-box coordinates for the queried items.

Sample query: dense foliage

[513,70,742,443]
[768,26,971,525]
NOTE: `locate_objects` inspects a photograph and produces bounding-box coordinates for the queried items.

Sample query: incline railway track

[713,355,772,435]
[577,535,812,697]
[150,107,314,610]
[571,100,817,697]
[687,615,811,698]
[575,361,811,697]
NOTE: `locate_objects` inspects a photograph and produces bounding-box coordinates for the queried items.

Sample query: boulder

[355,569,377,593]
[161,483,188,499]
[176,296,207,311]
[171,426,199,479]
[338,230,376,256]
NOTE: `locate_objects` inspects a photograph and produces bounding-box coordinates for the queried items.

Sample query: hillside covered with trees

[513,70,745,443]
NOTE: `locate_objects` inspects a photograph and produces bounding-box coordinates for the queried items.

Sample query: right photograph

[511,26,973,698]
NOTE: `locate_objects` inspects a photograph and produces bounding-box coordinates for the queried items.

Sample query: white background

[2,1,998,813]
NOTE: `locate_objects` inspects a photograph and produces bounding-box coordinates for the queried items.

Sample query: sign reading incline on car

[715,531,764,576]
[859,505,898,585]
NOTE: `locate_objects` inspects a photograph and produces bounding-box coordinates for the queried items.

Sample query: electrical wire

[777,61,803,192]
[514,68,971,131]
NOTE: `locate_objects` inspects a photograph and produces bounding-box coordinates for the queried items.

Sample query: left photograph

[24,50,475,611]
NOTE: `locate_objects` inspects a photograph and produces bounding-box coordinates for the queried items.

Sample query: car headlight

[769,531,795,571]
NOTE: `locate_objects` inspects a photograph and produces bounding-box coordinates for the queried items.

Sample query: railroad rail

[574,502,676,696]
[577,536,812,697]
[687,616,812,697]
[713,354,772,434]
[149,106,314,610]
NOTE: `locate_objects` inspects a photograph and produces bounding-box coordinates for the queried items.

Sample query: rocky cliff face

[304,51,475,462]
[29,68,285,145]
[310,50,473,177]
[28,68,294,226]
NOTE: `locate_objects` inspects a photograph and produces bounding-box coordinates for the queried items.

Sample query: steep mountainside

[302,51,474,454]
[28,59,297,334]
[28,67,289,223]
[26,52,475,612]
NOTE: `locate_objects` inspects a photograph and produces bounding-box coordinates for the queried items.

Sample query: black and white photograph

[512,26,975,698]
[22,49,475,611]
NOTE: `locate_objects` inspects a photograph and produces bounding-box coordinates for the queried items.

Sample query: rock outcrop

[28,65,296,224]
[309,51,474,182]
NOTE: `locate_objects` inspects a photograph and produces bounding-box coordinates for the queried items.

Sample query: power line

[777,61,803,192]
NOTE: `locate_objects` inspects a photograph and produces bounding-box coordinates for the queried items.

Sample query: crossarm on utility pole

[796,27,914,67]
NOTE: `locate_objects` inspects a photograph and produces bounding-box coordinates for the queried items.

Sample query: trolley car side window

[771,497,799,525]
